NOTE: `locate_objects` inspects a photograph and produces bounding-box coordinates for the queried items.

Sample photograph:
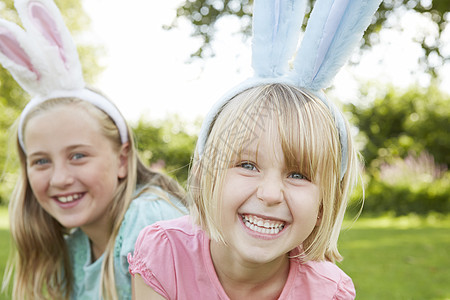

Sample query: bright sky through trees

[83,0,450,123]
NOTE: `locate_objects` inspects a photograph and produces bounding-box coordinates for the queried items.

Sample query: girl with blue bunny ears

[129,0,381,299]
[0,0,187,299]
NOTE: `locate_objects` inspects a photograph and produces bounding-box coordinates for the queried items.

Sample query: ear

[0,23,36,72]
[0,19,42,93]
[315,205,323,226]
[315,215,322,226]
[251,0,307,78]
[19,0,69,66]
[117,142,130,179]
[15,0,84,90]
[293,0,382,91]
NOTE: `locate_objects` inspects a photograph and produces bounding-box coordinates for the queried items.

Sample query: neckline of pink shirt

[200,229,299,299]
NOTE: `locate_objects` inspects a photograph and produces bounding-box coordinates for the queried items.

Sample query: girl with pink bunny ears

[0,0,187,299]
[129,0,381,299]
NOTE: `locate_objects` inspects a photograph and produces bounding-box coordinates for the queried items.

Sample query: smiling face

[23,102,128,234]
[218,119,321,264]
[192,84,348,264]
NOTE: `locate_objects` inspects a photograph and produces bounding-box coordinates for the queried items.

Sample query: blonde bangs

[263,85,341,185]
[191,87,271,241]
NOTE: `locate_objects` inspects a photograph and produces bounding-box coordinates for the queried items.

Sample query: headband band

[197,77,348,179]
[18,88,128,152]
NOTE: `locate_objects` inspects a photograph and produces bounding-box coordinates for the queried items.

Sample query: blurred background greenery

[1,0,449,299]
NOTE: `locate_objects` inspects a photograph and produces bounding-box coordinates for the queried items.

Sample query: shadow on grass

[338,227,450,300]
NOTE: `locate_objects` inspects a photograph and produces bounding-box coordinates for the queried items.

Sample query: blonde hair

[189,83,359,263]
[4,97,185,299]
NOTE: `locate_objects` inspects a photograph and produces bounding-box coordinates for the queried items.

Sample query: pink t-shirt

[128,215,355,299]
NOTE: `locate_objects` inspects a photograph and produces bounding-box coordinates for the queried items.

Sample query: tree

[132,116,199,186]
[346,85,450,216]
[346,85,450,170]
[0,0,103,203]
[169,0,448,76]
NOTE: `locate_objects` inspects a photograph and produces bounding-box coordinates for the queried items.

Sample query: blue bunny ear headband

[197,0,382,180]
[0,0,128,152]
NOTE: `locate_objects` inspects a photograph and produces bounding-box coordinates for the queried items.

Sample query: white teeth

[57,194,81,203]
[242,214,285,235]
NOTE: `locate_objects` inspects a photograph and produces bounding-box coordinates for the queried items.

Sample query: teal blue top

[66,187,186,299]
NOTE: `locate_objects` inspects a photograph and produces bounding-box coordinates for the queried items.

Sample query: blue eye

[72,153,86,160]
[239,162,256,171]
[33,158,50,165]
[289,172,307,180]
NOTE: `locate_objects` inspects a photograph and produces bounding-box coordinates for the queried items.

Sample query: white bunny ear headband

[0,0,128,152]
[197,0,382,180]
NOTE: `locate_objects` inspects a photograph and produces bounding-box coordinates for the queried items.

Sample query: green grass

[339,214,450,300]
[0,230,11,300]
[0,206,11,300]
[0,207,449,299]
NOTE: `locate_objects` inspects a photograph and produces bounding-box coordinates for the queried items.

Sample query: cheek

[27,174,51,209]
[90,166,120,195]
[290,188,321,221]
[225,174,255,194]
[27,169,46,194]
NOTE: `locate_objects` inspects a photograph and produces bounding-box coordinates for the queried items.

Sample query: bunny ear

[0,0,129,151]
[24,0,68,65]
[14,0,84,91]
[251,0,307,78]
[0,24,36,73]
[0,19,44,94]
[292,0,382,91]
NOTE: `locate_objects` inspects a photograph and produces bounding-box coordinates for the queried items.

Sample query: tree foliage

[170,0,449,76]
[347,85,450,215]
[132,116,199,186]
[346,85,450,170]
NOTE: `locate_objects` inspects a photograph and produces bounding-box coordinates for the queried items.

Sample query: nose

[256,173,283,206]
[50,162,74,188]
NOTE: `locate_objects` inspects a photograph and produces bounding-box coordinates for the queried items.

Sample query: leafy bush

[346,85,450,168]
[352,152,450,216]
[362,175,450,216]
[132,115,199,186]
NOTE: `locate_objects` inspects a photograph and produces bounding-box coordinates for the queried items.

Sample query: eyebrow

[27,144,93,157]
[238,146,266,162]
[239,148,256,156]
[27,151,47,159]
[66,144,93,151]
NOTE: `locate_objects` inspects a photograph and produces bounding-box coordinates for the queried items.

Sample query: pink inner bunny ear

[28,1,67,65]
[0,27,40,77]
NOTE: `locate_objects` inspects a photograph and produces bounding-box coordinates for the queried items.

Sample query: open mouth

[56,193,83,203]
[241,214,286,235]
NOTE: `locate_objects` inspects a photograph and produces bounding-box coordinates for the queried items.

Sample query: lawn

[339,215,450,300]
[0,207,449,299]
[0,207,11,300]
